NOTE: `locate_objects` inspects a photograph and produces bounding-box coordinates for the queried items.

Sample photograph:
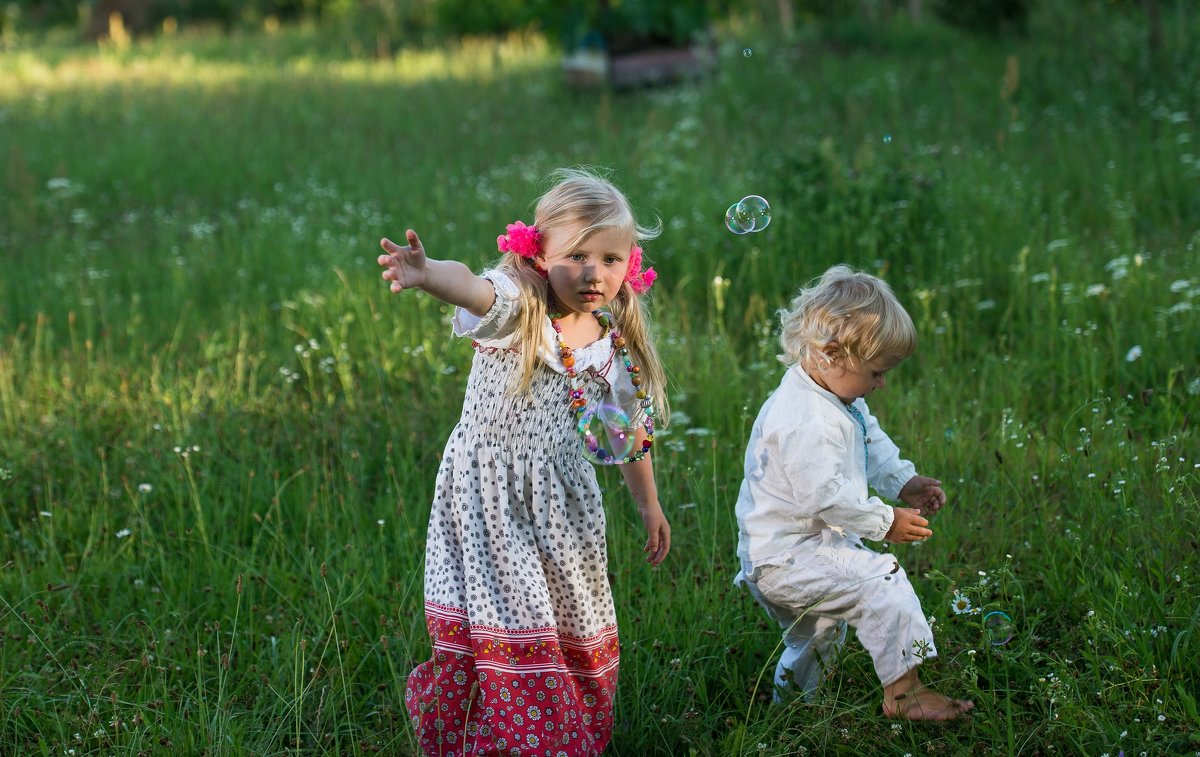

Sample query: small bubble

[883,134,893,143]
[578,402,644,464]
[983,610,1015,646]
[724,195,772,235]
[724,203,751,235]
[742,48,752,58]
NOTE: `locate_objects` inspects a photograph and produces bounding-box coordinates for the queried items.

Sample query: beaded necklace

[550,309,655,465]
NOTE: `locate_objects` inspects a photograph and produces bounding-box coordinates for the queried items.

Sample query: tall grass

[1,7,1198,755]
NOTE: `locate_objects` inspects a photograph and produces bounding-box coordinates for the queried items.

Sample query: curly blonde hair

[778,265,916,369]
[495,167,670,424]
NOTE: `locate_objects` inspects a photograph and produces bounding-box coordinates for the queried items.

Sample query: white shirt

[735,365,916,570]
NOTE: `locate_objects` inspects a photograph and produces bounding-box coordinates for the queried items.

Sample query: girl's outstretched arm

[378,229,496,316]
[618,452,670,566]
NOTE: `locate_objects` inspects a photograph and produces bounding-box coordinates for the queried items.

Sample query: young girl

[378,168,671,754]
[734,265,973,721]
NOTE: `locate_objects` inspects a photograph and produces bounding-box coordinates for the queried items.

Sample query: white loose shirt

[735,365,916,572]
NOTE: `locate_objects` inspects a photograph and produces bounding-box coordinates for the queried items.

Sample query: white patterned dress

[405,271,644,756]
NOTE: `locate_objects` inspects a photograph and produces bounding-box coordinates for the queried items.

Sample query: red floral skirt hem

[406,603,618,756]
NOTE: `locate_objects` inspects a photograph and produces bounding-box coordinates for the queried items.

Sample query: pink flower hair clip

[497,221,541,258]
[625,245,658,295]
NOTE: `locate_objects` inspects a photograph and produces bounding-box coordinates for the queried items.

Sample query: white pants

[740,528,936,699]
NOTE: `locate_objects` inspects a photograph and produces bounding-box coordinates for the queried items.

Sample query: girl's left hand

[639,503,671,566]
[899,475,947,516]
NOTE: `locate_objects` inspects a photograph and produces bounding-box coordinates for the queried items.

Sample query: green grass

[2,7,1199,755]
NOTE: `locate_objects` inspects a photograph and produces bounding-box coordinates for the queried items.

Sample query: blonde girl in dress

[378,167,670,755]
[735,265,973,721]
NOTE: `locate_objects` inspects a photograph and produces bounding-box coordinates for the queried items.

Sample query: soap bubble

[742,48,753,58]
[724,195,772,235]
[983,610,1014,646]
[736,195,771,232]
[724,203,752,235]
[578,402,639,464]
[883,133,893,144]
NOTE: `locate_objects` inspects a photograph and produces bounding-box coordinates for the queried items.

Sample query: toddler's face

[537,222,633,316]
[814,352,902,403]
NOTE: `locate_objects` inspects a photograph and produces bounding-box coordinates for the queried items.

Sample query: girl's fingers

[380,236,415,259]
[644,533,669,565]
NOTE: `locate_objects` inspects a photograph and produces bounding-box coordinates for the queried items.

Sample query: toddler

[735,265,973,721]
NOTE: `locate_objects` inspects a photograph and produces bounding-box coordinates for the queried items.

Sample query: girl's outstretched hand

[378,230,428,293]
[899,475,947,516]
[639,503,671,566]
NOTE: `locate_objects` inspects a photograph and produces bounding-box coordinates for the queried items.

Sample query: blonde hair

[495,167,670,424]
[778,264,916,369]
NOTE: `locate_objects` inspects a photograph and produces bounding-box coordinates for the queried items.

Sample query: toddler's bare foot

[882,686,973,721]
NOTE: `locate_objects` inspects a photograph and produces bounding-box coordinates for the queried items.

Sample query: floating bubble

[578,402,638,464]
[983,610,1014,646]
[742,48,753,58]
[725,194,771,235]
[883,133,893,144]
[724,203,752,235]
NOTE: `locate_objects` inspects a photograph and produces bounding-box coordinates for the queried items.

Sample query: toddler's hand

[378,229,429,293]
[899,475,946,516]
[885,507,932,544]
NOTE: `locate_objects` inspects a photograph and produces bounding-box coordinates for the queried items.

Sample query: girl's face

[810,348,902,404]
[536,222,633,316]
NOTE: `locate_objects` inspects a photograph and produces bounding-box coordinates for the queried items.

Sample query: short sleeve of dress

[451,270,521,341]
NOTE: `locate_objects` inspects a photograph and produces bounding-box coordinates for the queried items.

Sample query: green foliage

[932,0,1033,35]
[11,0,78,29]
[429,0,529,36]
[2,6,1200,754]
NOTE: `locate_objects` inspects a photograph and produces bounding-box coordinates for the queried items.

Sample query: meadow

[1,6,1198,755]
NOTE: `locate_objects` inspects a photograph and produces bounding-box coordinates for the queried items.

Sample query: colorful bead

[550,309,654,465]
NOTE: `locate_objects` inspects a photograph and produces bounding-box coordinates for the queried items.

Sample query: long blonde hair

[778,264,916,369]
[495,167,670,424]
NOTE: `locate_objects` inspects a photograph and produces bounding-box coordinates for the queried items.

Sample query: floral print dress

[405,271,643,756]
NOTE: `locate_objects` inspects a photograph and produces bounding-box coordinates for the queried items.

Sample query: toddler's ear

[821,341,842,363]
